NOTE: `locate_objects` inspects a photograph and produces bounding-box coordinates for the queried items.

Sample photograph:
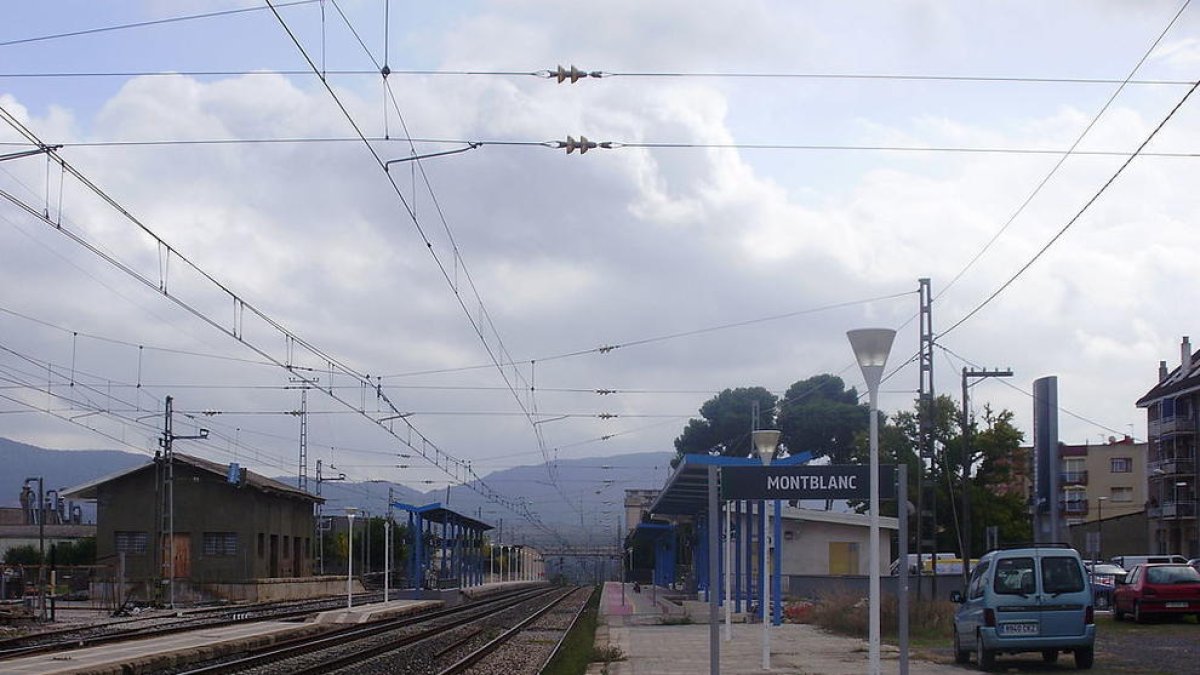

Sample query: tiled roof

[1137,349,1200,407]
[62,453,322,504]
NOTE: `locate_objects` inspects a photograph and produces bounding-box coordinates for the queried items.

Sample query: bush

[804,591,956,640]
[590,645,626,663]
[3,545,41,566]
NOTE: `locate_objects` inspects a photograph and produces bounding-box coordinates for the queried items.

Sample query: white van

[1109,554,1186,569]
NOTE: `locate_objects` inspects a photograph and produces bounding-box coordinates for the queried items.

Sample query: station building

[63,452,329,604]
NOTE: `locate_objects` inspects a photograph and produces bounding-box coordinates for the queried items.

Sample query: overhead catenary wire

[940,75,1200,339]
[932,0,1192,308]
[0,109,554,540]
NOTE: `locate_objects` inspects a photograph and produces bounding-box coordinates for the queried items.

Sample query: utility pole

[158,396,207,609]
[960,367,1013,587]
[917,278,935,599]
[314,459,345,574]
[23,477,44,621]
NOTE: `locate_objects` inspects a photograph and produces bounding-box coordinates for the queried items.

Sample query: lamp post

[1096,497,1107,561]
[345,507,358,610]
[848,328,896,675]
[752,429,781,671]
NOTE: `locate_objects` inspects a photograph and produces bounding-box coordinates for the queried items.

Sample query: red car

[1113,563,1200,622]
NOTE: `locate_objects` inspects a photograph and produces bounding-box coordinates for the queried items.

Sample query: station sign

[721,464,896,500]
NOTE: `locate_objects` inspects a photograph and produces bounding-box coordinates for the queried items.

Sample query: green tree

[4,544,41,565]
[777,374,868,464]
[672,387,777,466]
[858,395,1030,556]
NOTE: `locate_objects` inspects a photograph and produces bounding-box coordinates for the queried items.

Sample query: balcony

[1159,500,1198,520]
[1149,453,1196,477]
[1061,500,1089,516]
[1149,415,1197,438]
[1061,470,1088,486]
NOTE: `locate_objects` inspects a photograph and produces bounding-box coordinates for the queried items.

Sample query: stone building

[63,452,330,603]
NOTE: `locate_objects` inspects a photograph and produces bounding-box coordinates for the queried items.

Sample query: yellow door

[829,542,860,575]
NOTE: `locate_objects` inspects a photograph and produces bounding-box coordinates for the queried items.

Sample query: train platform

[1,598,439,675]
[592,582,960,674]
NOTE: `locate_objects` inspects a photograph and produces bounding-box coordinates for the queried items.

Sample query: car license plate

[1165,601,1188,608]
[1001,621,1039,636]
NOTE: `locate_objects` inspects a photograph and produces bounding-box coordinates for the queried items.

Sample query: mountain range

[0,437,673,545]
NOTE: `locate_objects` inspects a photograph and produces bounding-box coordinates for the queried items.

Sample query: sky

[3,1,1200,533]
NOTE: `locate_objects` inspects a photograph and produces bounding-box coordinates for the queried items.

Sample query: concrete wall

[786,573,964,603]
[1067,510,1149,559]
[777,519,893,576]
[95,462,315,587]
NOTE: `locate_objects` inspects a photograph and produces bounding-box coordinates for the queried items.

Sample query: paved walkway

[592,582,960,675]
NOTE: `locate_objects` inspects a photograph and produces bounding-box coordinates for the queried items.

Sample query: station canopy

[391,502,493,531]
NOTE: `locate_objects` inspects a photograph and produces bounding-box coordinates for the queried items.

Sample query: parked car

[1109,554,1187,568]
[951,544,1094,671]
[1188,558,1200,573]
[1085,563,1126,610]
[1112,563,1200,622]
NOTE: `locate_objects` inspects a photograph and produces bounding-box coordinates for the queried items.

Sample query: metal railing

[1159,500,1198,519]
[1149,415,1198,437]
[1061,470,1088,486]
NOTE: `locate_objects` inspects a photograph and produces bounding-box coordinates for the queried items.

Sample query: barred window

[115,531,148,554]
[203,532,239,557]
[1111,457,1132,473]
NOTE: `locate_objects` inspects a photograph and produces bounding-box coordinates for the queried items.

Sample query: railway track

[439,585,593,675]
[171,586,581,675]
[0,591,386,660]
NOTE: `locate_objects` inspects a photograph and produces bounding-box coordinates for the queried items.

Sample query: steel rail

[180,586,553,675]
[438,586,582,675]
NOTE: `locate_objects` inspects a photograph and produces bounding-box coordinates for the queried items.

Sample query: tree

[672,387,777,466]
[777,374,869,464]
[4,544,41,566]
[857,395,1030,555]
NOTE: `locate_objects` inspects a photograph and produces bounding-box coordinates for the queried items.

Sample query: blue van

[951,544,1095,670]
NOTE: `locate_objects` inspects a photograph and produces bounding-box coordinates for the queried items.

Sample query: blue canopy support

[392,502,493,590]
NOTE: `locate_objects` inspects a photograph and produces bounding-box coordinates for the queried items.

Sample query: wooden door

[172,533,190,578]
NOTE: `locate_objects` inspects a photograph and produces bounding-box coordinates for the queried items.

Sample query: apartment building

[1135,336,1200,558]
[1058,437,1147,526]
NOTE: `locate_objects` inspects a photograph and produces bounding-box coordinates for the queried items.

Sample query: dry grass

[796,591,956,641]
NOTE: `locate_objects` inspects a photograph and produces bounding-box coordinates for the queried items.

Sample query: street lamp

[752,429,781,671]
[1096,497,1108,561]
[848,327,896,675]
[345,507,358,609]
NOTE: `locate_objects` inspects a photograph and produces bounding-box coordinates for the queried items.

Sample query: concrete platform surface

[592,582,961,675]
[2,598,440,675]
[314,598,441,624]
[0,620,329,675]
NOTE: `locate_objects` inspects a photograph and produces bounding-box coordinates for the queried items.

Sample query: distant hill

[0,437,675,545]
[0,437,146,507]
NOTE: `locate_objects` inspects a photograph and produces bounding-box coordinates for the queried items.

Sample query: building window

[1111,487,1134,502]
[1110,457,1132,473]
[115,531,148,554]
[203,532,239,557]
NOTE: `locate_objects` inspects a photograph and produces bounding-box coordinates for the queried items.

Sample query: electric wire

[11,136,1200,158]
[0,109,553,539]
[940,75,1200,338]
[0,0,323,48]
[933,0,1192,308]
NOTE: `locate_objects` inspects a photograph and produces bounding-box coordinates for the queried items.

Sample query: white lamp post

[345,507,359,610]
[848,328,896,675]
[752,429,781,671]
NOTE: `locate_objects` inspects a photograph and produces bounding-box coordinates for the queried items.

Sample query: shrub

[805,591,956,640]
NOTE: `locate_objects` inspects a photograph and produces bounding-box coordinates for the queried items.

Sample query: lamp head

[847,328,896,392]
[752,429,781,466]
[345,506,359,520]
